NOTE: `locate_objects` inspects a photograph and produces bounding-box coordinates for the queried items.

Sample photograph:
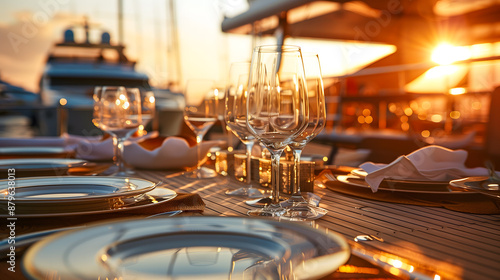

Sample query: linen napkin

[360,145,496,192]
[72,132,158,160]
[123,136,224,170]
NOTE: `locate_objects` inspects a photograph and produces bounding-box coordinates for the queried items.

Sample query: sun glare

[431,43,471,65]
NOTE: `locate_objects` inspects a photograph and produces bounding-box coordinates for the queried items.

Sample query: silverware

[352,234,449,280]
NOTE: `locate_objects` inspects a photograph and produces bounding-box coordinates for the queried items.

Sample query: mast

[167,0,182,87]
[118,0,124,45]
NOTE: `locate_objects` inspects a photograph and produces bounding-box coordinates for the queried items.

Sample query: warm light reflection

[472,101,482,110]
[393,259,403,268]
[362,109,371,116]
[59,98,67,106]
[388,103,397,113]
[404,108,413,116]
[431,114,443,122]
[323,156,328,162]
[434,274,441,280]
[431,43,471,65]
[148,96,155,103]
[449,87,466,95]
[337,265,379,275]
[450,111,461,119]
[422,101,431,110]
[421,130,430,137]
[227,146,233,152]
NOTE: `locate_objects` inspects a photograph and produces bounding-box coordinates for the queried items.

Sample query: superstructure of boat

[37,20,152,136]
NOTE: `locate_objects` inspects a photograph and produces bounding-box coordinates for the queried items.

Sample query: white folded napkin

[360,145,495,192]
[74,132,159,161]
[123,137,224,170]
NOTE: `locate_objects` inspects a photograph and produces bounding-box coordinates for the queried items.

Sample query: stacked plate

[0,176,176,217]
[0,158,88,178]
[22,216,350,280]
[337,168,452,193]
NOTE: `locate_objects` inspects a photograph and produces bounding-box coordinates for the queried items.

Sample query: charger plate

[0,186,176,218]
[0,176,160,215]
[0,158,87,177]
[449,176,500,199]
[350,168,449,190]
[0,176,157,203]
[0,147,71,157]
[336,175,455,194]
[22,216,350,280]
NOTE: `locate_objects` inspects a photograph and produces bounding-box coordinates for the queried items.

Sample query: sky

[0,0,403,94]
[0,0,253,92]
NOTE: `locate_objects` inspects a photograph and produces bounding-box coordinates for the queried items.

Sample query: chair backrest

[485,87,500,165]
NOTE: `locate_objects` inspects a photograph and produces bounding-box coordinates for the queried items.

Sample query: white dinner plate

[0,176,157,203]
[22,216,350,280]
[0,146,68,155]
[0,186,176,218]
[0,158,85,169]
[0,158,87,178]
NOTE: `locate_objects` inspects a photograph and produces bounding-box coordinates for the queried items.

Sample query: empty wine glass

[92,86,142,176]
[137,89,156,135]
[224,62,264,198]
[183,79,218,179]
[281,53,327,220]
[246,45,309,217]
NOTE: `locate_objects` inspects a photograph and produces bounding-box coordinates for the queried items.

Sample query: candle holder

[258,158,315,194]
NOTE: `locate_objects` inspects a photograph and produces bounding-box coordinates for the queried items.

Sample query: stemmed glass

[246,45,309,217]
[280,53,327,219]
[92,86,142,176]
[138,90,156,134]
[183,79,218,179]
[224,62,264,198]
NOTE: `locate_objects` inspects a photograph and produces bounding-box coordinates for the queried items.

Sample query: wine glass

[183,79,218,179]
[137,89,156,135]
[224,62,264,198]
[280,53,327,220]
[246,45,309,217]
[92,86,142,176]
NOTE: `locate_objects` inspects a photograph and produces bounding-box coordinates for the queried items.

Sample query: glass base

[184,167,218,179]
[245,196,284,208]
[279,194,307,208]
[225,187,264,198]
[99,165,135,177]
[247,204,286,217]
[280,202,328,221]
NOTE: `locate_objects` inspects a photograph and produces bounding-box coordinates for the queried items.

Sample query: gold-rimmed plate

[350,168,450,191]
[22,216,350,280]
[0,158,87,178]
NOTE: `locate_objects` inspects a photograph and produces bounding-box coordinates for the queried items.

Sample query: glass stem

[196,135,203,171]
[114,136,126,174]
[292,148,303,197]
[245,141,254,187]
[270,150,283,205]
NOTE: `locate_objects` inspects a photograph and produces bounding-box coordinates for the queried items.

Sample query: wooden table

[135,169,500,280]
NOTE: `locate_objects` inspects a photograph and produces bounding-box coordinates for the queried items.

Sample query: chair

[484,86,500,167]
